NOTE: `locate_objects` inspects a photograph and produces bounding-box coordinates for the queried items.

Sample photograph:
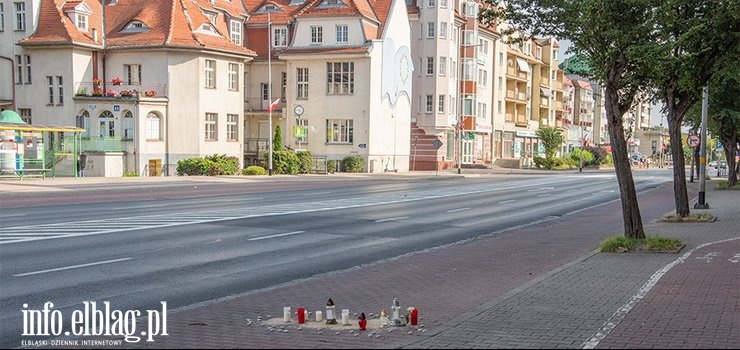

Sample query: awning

[0,122,85,133]
[540,87,552,97]
[516,58,530,72]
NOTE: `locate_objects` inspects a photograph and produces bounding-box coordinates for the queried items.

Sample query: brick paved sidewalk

[62,181,737,349]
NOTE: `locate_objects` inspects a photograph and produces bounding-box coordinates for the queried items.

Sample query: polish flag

[266,98,280,112]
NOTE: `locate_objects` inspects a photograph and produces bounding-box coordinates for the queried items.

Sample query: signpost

[687,134,700,148]
[432,139,443,176]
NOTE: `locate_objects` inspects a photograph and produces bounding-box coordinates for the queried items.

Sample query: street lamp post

[267,11,274,176]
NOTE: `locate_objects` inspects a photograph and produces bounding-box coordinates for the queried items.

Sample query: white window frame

[14,1,25,31]
[230,20,242,46]
[326,62,354,95]
[98,110,115,137]
[205,113,217,141]
[463,30,476,45]
[205,59,216,88]
[46,76,54,105]
[439,22,447,39]
[125,64,141,84]
[336,25,348,43]
[296,118,308,144]
[462,58,475,80]
[439,56,446,76]
[57,76,63,105]
[427,0,435,7]
[297,68,309,99]
[426,57,434,75]
[478,69,487,87]
[425,95,433,113]
[24,55,30,84]
[426,22,435,38]
[228,63,239,91]
[478,39,488,55]
[76,13,88,31]
[438,94,445,113]
[146,112,161,140]
[311,26,323,44]
[123,111,134,139]
[464,1,478,17]
[227,114,239,141]
[273,26,288,47]
[0,3,5,32]
[326,119,353,144]
[440,0,447,8]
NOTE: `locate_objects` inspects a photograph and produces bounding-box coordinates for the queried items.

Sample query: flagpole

[267,11,274,175]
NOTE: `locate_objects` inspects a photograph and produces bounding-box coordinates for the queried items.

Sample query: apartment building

[495,34,564,167]
[244,0,412,172]
[0,0,42,114]
[6,0,255,176]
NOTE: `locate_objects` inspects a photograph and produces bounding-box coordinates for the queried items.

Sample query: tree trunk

[667,114,690,216]
[604,83,645,239]
[722,134,738,187]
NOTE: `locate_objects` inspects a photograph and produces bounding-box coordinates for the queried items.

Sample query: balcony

[553,81,563,91]
[63,136,129,153]
[74,81,167,98]
[245,95,284,112]
[515,119,529,128]
[540,77,550,86]
[244,138,268,156]
[506,67,528,81]
[539,98,550,107]
[505,90,528,104]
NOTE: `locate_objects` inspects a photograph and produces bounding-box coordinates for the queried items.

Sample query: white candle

[341,309,350,325]
[316,311,323,322]
[283,307,291,322]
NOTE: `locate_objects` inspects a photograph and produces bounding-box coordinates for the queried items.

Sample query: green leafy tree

[536,127,565,169]
[650,0,740,215]
[273,124,283,151]
[480,0,656,238]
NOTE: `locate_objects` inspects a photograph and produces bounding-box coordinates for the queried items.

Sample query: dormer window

[197,23,220,36]
[76,13,88,31]
[256,4,282,13]
[316,0,346,8]
[121,20,150,33]
[205,12,217,24]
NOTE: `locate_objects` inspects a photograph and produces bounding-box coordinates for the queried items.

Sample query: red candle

[358,312,367,331]
[410,308,418,326]
[297,307,305,324]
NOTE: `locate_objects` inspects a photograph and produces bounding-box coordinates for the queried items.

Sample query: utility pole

[695,87,709,208]
[267,11,274,176]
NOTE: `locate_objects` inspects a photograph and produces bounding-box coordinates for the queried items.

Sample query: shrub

[177,154,238,176]
[123,171,139,177]
[177,158,212,176]
[585,145,608,165]
[243,166,267,175]
[268,150,300,174]
[533,156,555,170]
[296,151,313,174]
[327,160,337,174]
[342,155,365,173]
[570,149,594,166]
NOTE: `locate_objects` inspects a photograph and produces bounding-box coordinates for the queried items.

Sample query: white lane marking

[581,236,740,349]
[111,204,172,210]
[375,217,409,223]
[527,187,555,192]
[14,257,133,277]
[498,200,516,204]
[0,213,27,218]
[537,194,551,198]
[248,231,305,241]
[446,208,470,213]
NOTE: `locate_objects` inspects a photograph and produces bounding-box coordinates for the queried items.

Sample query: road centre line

[498,200,516,204]
[248,231,305,241]
[0,213,27,218]
[446,208,470,213]
[375,216,409,223]
[14,257,133,277]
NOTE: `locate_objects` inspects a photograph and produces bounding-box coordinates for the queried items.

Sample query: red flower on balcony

[144,90,157,97]
[112,76,123,86]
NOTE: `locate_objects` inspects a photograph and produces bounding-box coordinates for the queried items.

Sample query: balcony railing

[540,98,550,107]
[244,95,285,112]
[540,77,550,86]
[74,81,167,98]
[244,138,268,155]
[505,67,528,80]
[63,136,129,153]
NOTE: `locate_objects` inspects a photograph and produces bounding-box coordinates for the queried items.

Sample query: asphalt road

[0,172,671,347]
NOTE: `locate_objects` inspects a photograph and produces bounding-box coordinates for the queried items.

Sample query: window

[47,76,54,105]
[296,118,308,144]
[439,56,446,76]
[498,77,502,90]
[462,94,476,115]
[440,0,447,8]
[426,57,434,75]
[228,63,239,91]
[326,119,353,143]
[452,28,457,43]
[273,27,288,47]
[450,58,455,78]
[311,26,323,44]
[499,52,504,66]
[98,110,115,137]
[438,95,445,113]
[227,114,239,141]
[478,69,487,87]
[477,102,487,119]
[326,62,354,95]
[497,100,502,113]
[297,68,309,99]
[76,13,88,31]
[57,76,63,105]
[464,1,478,17]
[535,46,542,59]
[230,20,242,45]
[425,95,433,113]
[439,22,447,39]
[426,22,435,38]
[450,96,455,114]
[123,111,134,139]
[14,1,25,31]
[124,64,141,84]
[206,12,217,24]
[77,110,90,137]
[462,58,475,80]
[503,132,514,158]
[478,39,488,55]
[336,25,348,43]
[1,3,4,32]
[205,113,217,141]
[261,83,269,100]
[18,108,31,124]
[427,0,435,7]
[24,55,30,83]
[463,30,476,45]
[146,112,161,140]
[205,59,216,88]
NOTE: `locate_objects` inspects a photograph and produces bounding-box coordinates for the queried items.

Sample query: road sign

[432,139,443,150]
[687,134,700,148]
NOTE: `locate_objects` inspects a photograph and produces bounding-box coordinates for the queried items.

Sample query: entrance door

[462,139,474,164]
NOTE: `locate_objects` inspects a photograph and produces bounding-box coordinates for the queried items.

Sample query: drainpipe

[0,55,16,109]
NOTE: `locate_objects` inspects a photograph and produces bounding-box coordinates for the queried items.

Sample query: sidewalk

[93,180,737,349]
